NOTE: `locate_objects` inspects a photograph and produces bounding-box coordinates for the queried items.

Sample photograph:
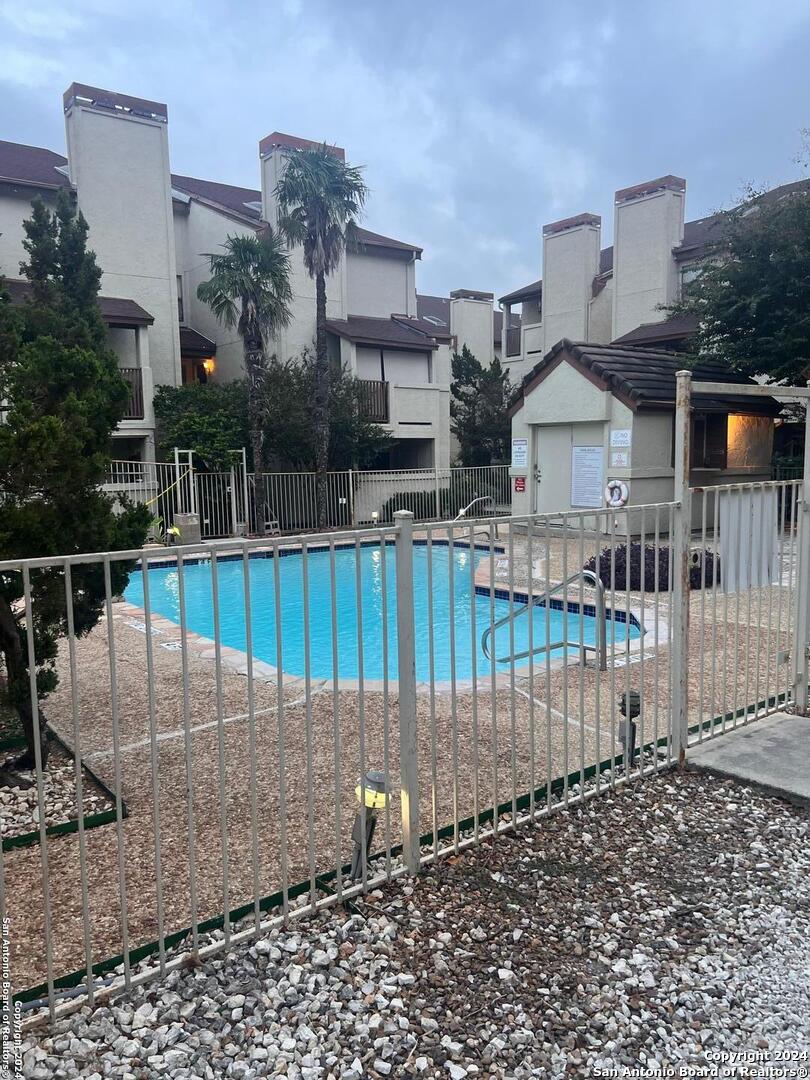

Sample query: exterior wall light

[350,769,388,880]
[619,689,641,765]
[202,357,216,376]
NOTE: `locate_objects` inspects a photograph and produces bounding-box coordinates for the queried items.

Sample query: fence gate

[674,371,810,759]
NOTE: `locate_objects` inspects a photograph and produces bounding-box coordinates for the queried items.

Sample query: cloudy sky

[2,0,809,299]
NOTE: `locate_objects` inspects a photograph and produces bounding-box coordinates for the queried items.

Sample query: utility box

[173,512,201,545]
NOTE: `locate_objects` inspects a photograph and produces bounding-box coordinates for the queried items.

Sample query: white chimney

[63,83,181,387]
[541,213,601,353]
[449,289,495,366]
[611,174,686,340]
[258,132,348,359]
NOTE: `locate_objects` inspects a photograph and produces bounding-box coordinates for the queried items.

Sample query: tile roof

[4,277,154,325]
[612,313,699,346]
[325,314,442,349]
[512,339,781,416]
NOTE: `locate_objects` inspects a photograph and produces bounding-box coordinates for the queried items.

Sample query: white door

[535,425,572,516]
[535,422,606,518]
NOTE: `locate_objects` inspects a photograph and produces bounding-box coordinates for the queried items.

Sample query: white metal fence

[3,469,804,1024]
[103,461,512,538]
[9,371,810,1025]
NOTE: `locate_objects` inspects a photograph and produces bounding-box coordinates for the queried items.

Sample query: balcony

[505,327,521,357]
[120,367,145,420]
[357,379,389,423]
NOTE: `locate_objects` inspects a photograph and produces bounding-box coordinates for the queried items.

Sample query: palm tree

[275,146,367,527]
[197,231,292,535]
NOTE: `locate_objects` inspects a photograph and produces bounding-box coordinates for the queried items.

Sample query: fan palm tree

[275,146,367,526]
[197,230,292,535]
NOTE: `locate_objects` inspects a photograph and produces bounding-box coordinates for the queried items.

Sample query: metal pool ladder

[481,569,608,671]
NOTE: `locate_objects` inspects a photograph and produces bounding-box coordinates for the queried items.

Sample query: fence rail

[4,475,803,1025]
[103,461,512,538]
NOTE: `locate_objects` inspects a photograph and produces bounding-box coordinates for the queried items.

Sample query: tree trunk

[0,593,48,772]
[314,271,330,529]
[245,336,268,537]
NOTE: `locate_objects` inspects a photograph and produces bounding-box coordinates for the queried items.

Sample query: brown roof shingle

[0,140,68,190]
[326,314,442,349]
[4,278,154,326]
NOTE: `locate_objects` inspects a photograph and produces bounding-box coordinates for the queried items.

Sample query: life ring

[605,480,629,508]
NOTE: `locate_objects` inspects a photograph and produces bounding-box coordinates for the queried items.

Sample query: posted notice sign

[570,446,604,508]
[511,438,528,468]
[610,428,631,448]
[514,476,526,493]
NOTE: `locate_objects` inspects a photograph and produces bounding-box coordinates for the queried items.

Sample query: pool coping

[118,540,664,696]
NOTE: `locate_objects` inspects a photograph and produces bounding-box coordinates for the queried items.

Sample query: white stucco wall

[612,188,685,340]
[174,200,257,382]
[346,250,415,318]
[64,102,181,389]
[588,280,613,343]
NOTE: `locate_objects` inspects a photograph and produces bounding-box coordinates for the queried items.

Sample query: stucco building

[0,83,453,469]
[501,174,807,522]
[508,340,779,528]
[498,174,810,385]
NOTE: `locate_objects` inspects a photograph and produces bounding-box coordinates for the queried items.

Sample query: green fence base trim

[3,808,123,854]
[15,694,789,1007]
[2,726,129,853]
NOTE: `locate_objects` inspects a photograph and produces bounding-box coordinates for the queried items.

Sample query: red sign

[514,476,526,493]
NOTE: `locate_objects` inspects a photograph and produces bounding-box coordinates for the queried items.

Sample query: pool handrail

[455,495,500,540]
[481,568,608,671]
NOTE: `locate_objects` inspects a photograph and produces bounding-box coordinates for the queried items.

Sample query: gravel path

[21,769,810,1078]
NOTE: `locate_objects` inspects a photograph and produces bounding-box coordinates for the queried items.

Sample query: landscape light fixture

[618,689,641,765]
[350,769,388,880]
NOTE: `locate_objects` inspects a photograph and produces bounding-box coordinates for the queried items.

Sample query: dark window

[673,413,728,469]
[177,275,184,323]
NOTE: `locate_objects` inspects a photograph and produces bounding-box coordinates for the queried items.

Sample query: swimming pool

[125,543,640,683]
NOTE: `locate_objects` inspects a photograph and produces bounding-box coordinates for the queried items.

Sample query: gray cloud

[1,0,809,299]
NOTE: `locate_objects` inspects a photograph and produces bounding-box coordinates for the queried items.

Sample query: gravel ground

[0,742,112,839]
[20,769,810,1078]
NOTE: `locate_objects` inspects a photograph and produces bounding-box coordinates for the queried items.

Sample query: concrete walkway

[689,712,810,804]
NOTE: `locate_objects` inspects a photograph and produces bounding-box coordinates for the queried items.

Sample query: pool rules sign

[571,446,604,508]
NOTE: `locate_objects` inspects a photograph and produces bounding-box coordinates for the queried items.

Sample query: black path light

[619,690,641,766]
[350,769,389,880]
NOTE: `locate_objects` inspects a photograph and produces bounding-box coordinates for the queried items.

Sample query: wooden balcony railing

[357,379,389,423]
[120,367,145,420]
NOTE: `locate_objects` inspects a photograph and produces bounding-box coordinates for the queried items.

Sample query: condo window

[177,275,184,323]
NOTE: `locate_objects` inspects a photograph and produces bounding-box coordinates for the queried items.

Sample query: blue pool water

[125,543,639,682]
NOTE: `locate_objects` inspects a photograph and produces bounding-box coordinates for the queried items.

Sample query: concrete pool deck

[688,712,810,804]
